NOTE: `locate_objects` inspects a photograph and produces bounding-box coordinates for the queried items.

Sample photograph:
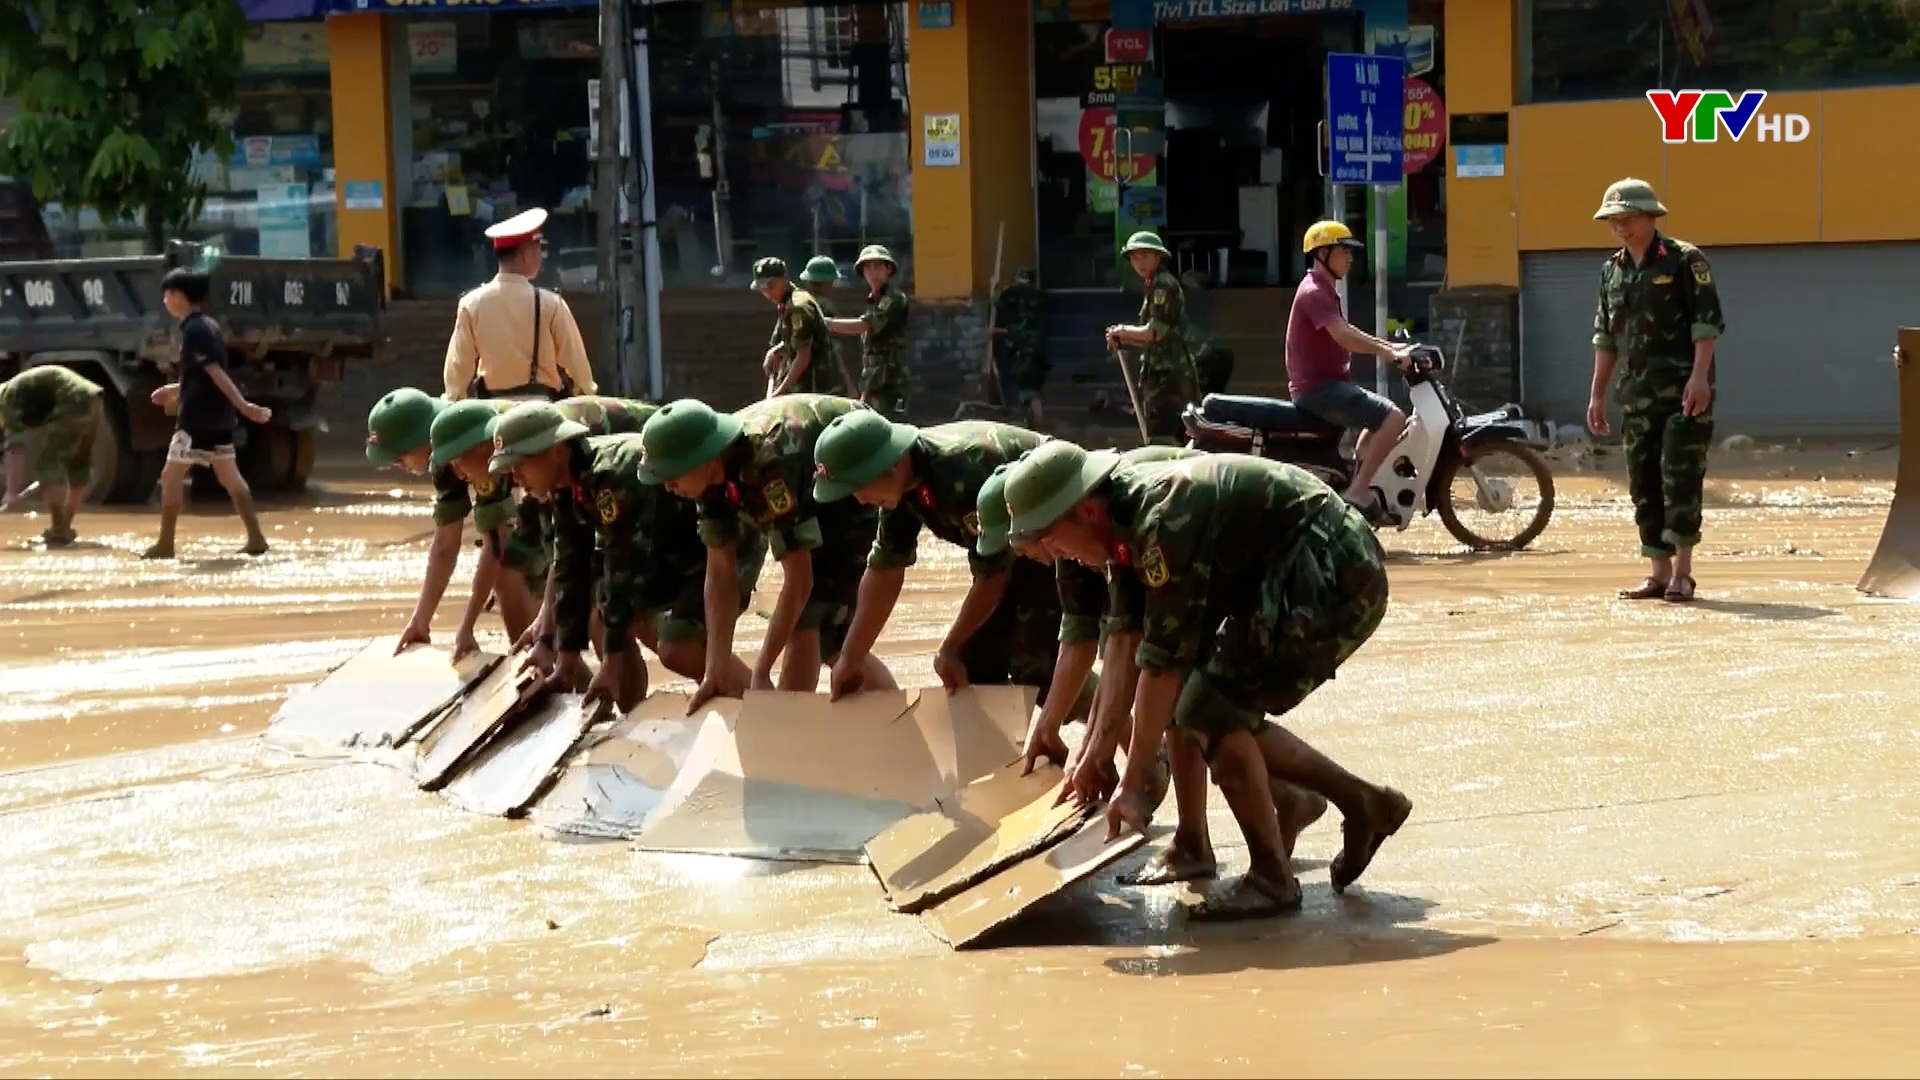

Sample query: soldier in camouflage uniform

[0,365,105,546]
[1587,178,1724,604]
[752,256,833,399]
[1104,231,1200,443]
[1004,441,1412,920]
[487,401,767,711]
[798,255,859,396]
[991,266,1049,428]
[809,412,1089,716]
[826,244,911,414]
[637,393,897,712]
[984,445,1329,881]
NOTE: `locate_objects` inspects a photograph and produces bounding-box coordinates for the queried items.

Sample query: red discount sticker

[1077,107,1158,183]
[1404,77,1446,175]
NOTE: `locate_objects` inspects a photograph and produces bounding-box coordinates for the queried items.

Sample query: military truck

[0,184,384,502]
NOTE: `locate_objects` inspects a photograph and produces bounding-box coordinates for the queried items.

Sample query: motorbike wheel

[1434,439,1556,551]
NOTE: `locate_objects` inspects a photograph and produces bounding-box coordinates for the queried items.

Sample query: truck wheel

[243,427,294,493]
[284,429,317,492]
[87,397,150,505]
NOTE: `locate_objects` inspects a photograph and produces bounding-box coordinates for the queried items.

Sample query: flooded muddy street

[5,446,1920,1076]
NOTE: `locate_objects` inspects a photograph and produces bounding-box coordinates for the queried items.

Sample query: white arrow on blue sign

[1325,52,1406,186]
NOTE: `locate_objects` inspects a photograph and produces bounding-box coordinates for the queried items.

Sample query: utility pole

[594,0,628,394]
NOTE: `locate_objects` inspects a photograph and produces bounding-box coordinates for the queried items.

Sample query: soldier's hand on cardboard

[1105,783,1151,842]
[688,664,749,715]
[395,619,432,655]
[1021,720,1069,776]
[827,654,866,700]
[931,648,969,695]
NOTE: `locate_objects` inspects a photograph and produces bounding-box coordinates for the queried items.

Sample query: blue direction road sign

[1326,52,1405,185]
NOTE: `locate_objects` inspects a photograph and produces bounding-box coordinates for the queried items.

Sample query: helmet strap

[1312,247,1341,279]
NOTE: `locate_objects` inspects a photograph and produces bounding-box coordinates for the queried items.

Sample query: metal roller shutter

[1523,243,1918,436]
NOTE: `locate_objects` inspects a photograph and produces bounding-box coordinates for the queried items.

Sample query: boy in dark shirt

[143,269,273,559]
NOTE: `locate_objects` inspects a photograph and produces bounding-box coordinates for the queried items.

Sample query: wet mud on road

[4,445,1920,1075]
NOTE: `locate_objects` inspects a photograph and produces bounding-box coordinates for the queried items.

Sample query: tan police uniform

[441,207,598,402]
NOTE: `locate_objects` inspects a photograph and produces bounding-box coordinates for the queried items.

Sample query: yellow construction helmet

[1303,220,1364,254]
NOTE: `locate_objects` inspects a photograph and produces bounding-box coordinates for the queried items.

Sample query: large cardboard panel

[920,817,1147,949]
[632,690,941,862]
[910,685,1036,789]
[413,651,541,789]
[439,694,612,818]
[264,638,496,759]
[530,693,729,839]
[1860,328,1920,598]
[866,764,1084,914]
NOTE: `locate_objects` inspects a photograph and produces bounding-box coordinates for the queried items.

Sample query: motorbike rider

[1285,220,1415,511]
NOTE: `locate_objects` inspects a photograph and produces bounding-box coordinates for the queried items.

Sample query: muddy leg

[40,482,74,546]
[210,457,267,556]
[1270,778,1328,861]
[1187,728,1301,921]
[1118,732,1217,887]
[143,461,190,559]
[1252,722,1411,893]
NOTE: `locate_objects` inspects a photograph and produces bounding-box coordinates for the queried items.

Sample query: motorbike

[1179,337,1556,551]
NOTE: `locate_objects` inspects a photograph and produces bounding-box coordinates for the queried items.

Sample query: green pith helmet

[430,399,509,471]
[854,244,897,272]
[1594,177,1669,220]
[1005,440,1120,539]
[636,399,743,483]
[485,400,588,474]
[975,462,1016,556]
[799,256,839,284]
[1120,230,1171,258]
[750,256,789,290]
[365,388,441,465]
[811,409,918,502]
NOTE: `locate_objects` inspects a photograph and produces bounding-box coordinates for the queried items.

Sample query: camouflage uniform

[1096,454,1386,755]
[692,394,878,662]
[547,432,766,656]
[995,269,1048,405]
[0,366,105,487]
[859,421,1073,689]
[1592,182,1726,558]
[1053,444,1202,646]
[769,284,833,397]
[853,245,911,412]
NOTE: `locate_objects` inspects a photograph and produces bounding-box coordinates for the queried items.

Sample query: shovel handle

[1110,348,1153,444]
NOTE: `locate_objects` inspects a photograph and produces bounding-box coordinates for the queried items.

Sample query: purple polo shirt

[1286,268,1353,398]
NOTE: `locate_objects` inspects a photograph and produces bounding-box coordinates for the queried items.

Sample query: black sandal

[1618,577,1669,600]
[1664,575,1697,603]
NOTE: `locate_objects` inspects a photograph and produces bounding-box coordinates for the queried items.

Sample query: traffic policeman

[442,207,598,402]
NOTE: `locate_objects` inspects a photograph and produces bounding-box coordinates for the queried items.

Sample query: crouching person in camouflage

[638,394,898,712]
[0,365,107,546]
[1003,441,1412,920]
[489,401,767,711]
[809,411,1091,717]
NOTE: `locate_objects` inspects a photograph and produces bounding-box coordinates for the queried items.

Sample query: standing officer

[443,207,598,402]
[752,256,832,399]
[993,266,1049,428]
[825,244,911,414]
[1104,231,1199,442]
[1586,178,1724,604]
[0,365,105,545]
[798,255,858,396]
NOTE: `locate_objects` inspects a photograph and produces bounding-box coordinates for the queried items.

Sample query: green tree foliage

[0,0,246,252]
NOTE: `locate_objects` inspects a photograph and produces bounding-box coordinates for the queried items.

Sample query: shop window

[647,1,913,290]
[1528,0,1920,104]
[38,21,338,259]
[400,11,602,295]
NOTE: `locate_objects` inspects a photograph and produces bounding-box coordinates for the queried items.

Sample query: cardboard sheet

[529,693,726,839]
[920,817,1147,949]
[413,650,541,790]
[910,684,1036,789]
[864,764,1081,913]
[439,693,611,818]
[264,638,497,759]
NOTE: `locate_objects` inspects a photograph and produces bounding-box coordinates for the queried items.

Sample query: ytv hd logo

[1646,91,1812,143]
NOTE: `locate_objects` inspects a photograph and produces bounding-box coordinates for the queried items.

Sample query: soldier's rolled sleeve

[471,483,516,533]
[595,490,642,655]
[1105,571,1146,638]
[1592,271,1616,351]
[867,504,921,571]
[1056,561,1108,644]
[432,469,474,528]
[769,515,823,561]
[964,545,1014,581]
[552,506,597,652]
[1682,252,1726,341]
[696,494,742,549]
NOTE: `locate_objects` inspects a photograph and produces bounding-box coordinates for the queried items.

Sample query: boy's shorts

[167,428,237,467]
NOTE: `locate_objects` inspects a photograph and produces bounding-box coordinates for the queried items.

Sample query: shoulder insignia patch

[596,488,617,525]
[1138,544,1169,588]
[473,477,496,498]
[1691,261,1713,287]
[962,510,980,536]
[1652,275,1674,285]
[763,478,794,516]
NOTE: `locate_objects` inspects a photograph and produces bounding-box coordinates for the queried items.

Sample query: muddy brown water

[4,443,1920,1076]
